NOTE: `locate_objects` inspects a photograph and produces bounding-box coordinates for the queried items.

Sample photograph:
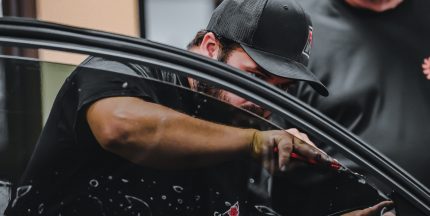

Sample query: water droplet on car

[108,176,113,180]
[173,185,184,193]
[90,196,104,212]
[161,195,167,200]
[225,201,231,206]
[89,179,99,187]
[78,88,82,92]
[177,199,183,204]
[249,178,255,184]
[195,195,200,201]
[38,203,44,214]
[11,185,32,207]
[122,82,128,88]
[254,205,281,215]
[121,179,129,183]
[125,195,151,212]
[203,99,207,103]
[358,178,366,184]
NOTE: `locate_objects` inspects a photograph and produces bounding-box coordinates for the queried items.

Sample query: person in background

[295,0,430,187]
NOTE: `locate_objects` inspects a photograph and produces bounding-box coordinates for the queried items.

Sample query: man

[296,0,430,188]
[5,0,390,215]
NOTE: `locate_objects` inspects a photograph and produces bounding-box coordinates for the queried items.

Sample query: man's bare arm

[87,97,331,170]
[86,96,260,169]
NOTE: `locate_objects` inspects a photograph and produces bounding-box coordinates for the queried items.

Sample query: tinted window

[0,53,409,215]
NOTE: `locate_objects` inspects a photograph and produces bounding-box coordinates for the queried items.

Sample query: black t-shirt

[5,57,271,215]
[295,0,430,186]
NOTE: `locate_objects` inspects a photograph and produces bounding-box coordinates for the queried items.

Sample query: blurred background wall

[1,0,216,123]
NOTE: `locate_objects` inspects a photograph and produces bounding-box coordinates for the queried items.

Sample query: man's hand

[342,200,394,216]
[250,128,333,173]
[345,0,403,12]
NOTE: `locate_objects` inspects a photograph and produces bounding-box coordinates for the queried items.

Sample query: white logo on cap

[302,26,313,59]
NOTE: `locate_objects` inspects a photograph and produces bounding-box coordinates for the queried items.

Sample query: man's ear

[199,32,221,60]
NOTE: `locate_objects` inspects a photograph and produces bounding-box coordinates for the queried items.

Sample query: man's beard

[194,51,268,117]
[196,52,229,101]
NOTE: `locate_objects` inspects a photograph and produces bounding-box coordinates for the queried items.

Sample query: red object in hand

[290,152,342,170]
[273,146,342,170]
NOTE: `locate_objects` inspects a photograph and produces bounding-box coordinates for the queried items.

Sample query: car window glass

[0,50,423,215]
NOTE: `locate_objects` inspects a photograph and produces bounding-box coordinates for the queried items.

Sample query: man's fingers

[262,139,275,174]
[285,128,316,147]
[294,140,333,164]
[256,129,333,172]
[285,128,301,139]
[285,128,333,163]
[299,133,317,147]
[277,138,293,171]
[363,200,394,214]
[341,200,394,215]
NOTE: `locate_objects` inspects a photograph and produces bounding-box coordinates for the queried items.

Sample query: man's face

[216,48,294,118]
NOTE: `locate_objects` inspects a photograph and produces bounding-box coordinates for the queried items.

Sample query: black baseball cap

[207,0,329,96]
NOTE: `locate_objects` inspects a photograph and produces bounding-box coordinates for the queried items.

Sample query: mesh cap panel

[207,0,268,45]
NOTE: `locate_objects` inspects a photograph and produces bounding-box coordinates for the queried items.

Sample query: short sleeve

[72,59,158,112]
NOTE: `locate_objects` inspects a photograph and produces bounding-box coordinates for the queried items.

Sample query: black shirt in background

[296,0,430,186]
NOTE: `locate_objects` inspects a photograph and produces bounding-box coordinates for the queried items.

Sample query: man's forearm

[87,97,257,169]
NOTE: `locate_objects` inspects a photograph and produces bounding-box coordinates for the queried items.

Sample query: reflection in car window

[0,56,396,215]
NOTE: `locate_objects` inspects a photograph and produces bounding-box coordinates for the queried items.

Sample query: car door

[0,17,429,215]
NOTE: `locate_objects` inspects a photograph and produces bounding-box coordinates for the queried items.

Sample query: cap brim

[241,44,329,97]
